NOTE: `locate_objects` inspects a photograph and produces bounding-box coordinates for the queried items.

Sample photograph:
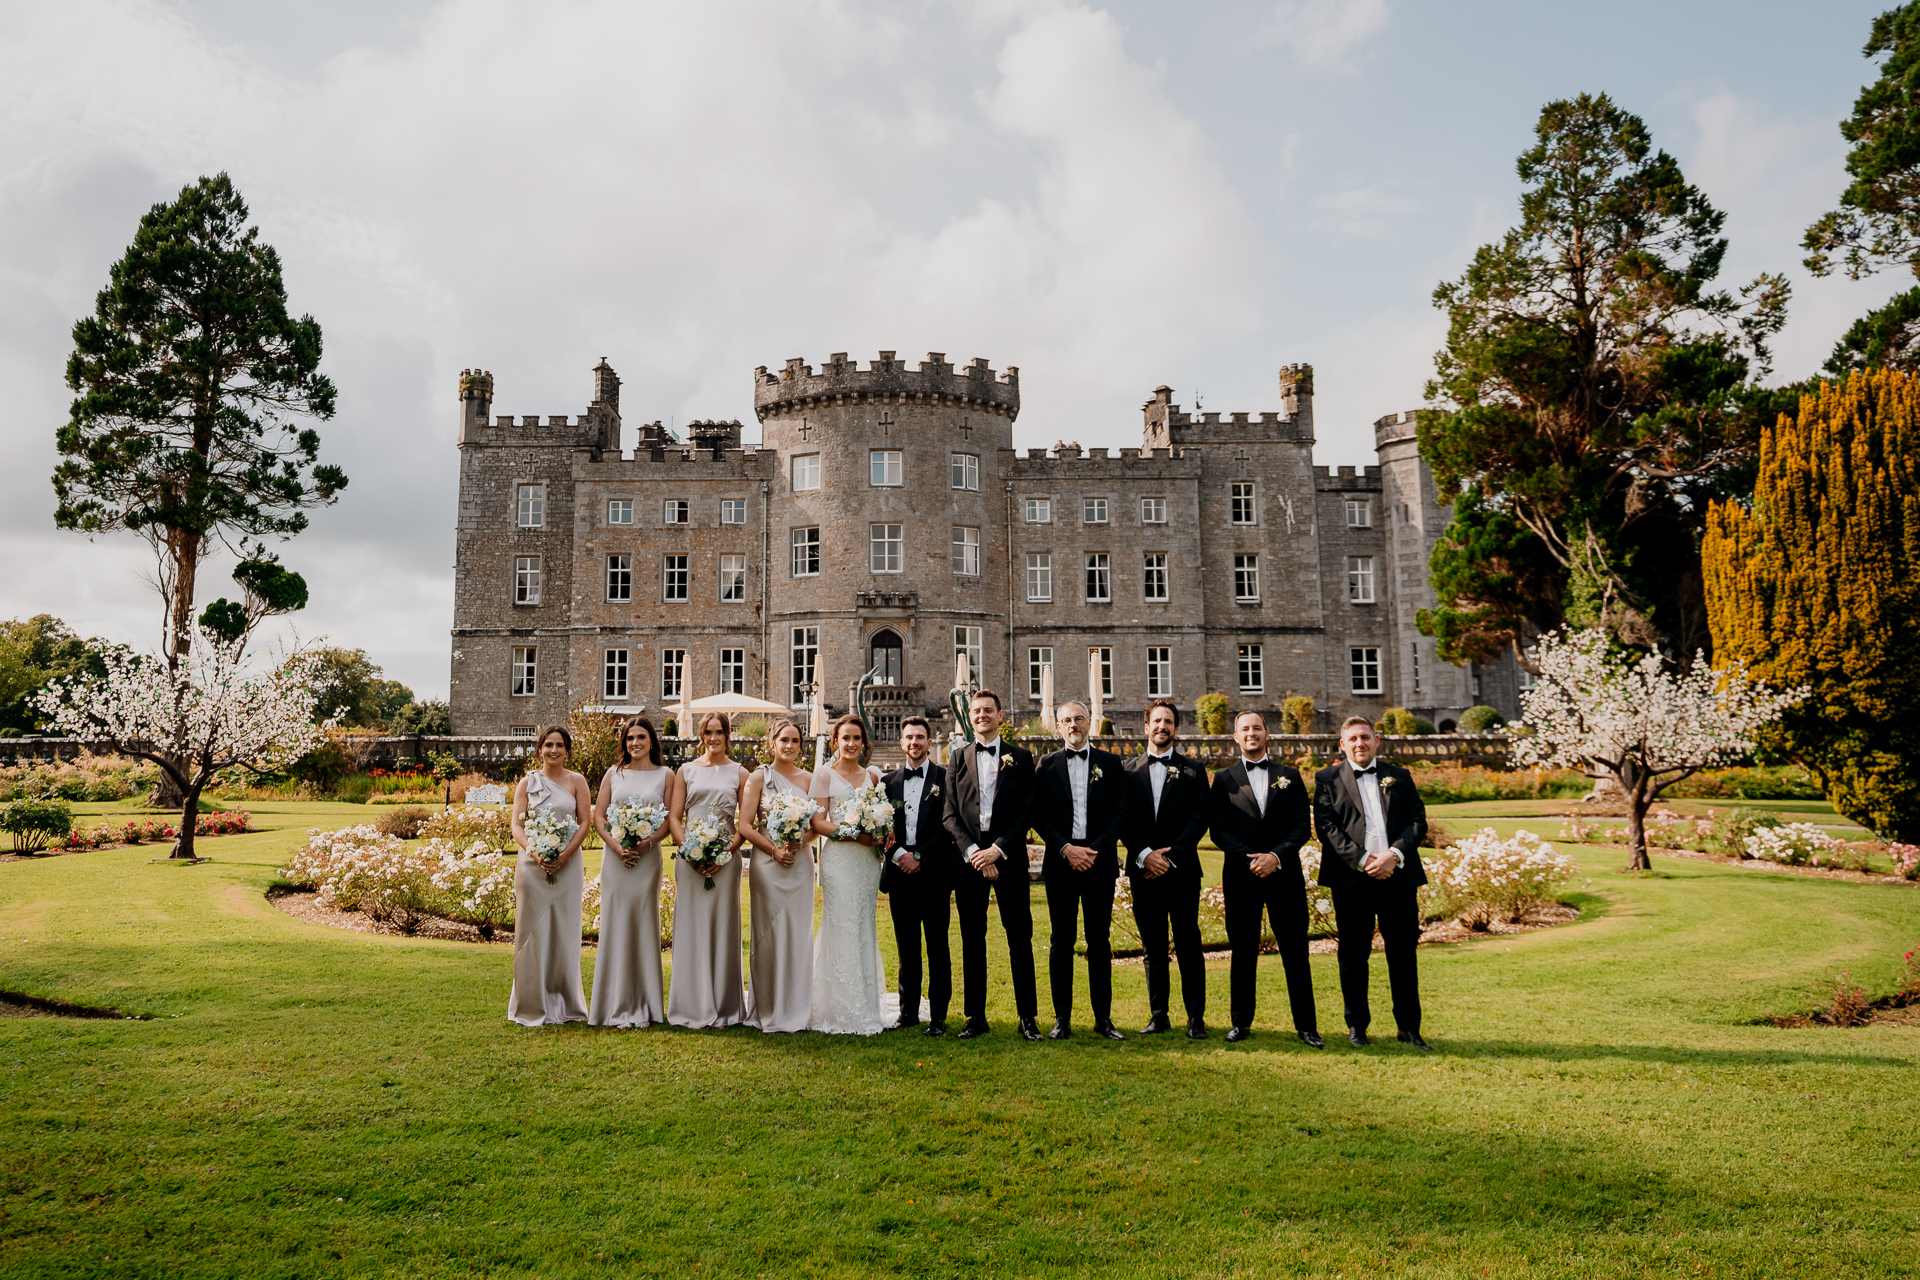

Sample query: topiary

[1195,692,1231,735]
[1098,717,1114,737]
[1280,695,1315,735]
[1458,704,1507,734]
[1376,707,1419,735]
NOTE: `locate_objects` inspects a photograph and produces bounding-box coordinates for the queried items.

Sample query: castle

[447,352,1520,739]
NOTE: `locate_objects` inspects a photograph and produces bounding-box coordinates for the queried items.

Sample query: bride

[807,714,889,1035]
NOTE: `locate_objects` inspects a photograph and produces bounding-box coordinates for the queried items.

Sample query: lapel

[1230,760,1264,824]
[1338,757,1363,815]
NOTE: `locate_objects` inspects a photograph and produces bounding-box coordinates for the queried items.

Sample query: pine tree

[1702,369,1920,839]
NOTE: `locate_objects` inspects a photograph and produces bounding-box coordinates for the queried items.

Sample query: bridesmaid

[738,718,818,1033]
[507,725,593,1026]
[588,715,670,1028]
[665,712,748,1028]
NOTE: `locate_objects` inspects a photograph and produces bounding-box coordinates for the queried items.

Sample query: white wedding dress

[807,765,895,1034]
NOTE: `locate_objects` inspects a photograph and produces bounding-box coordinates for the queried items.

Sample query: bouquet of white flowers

[607,798,670,859]
[832,783,896,857]
[677,814,733,889]
[762,790,819,850]
[523,808,577,885]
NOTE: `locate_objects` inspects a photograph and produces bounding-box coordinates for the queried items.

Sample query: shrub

[1890,843,1920,880]
[376,805,432,839]
[1707,807,1779,857]
[1668,765,1824,801]
[420,804,514,850]
[661,717,678,737]
[1559,816,1601,843]
[1644,807,1710,851]
[1402,765,1588,805]
[1280,696,1315,735]
[1744,822,1842,866]
[1194,693,1230,735]
[1425,827,1577,928]
[428,841,516,939]
[1821,971,1873,1027]
[734,717,767,740]
[336,775,375,804]
[1458,705,1506,734]
[1895,950,1920,1006]
[1098,718,1114,736]
[1,798,74,853]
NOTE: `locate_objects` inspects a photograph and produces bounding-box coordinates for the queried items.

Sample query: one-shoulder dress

[744,765,817,1033]
[508,772,589,1026]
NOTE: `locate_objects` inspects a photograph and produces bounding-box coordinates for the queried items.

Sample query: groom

[881,716,955,1036]
[941,690,1041,1041]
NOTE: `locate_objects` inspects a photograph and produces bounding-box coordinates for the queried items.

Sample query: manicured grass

[0,802,1916,1277]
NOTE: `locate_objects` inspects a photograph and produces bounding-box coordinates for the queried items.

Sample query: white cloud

[1260,0,1388,65]
[1313,184,1421,240]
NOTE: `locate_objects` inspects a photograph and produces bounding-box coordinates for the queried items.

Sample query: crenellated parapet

[752,350,1020,422]
[1141,367,1313,450]
[1003,444,1200,479]
[1313,462,1382,490]
[1373,409,1421,447]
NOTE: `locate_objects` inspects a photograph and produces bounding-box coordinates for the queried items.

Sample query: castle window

[606,554,631,603]
[1345,498,1371,529]
[607,499,633,525]
[1412,642,1423,697]
[1238,643,1263,694]
[791,527,820,577]
[510,724,536,738]
[1090,646,1113,700]
[1146,646,1171,698]
[955,626,983,688]
[1233,553,1260,602]
[1347,556,1375,604]
[1025,553,1052,602]
[792,454,821,492]
[870,524,903,573]
[790,627,818,707]
[721,499,747,525]
[1083,497,1108,524]
[1143,553,1168,601]
[951,526,980,576]
[1024,498,1051,524]
[603,649,629,700]
[663,555,689,602]
[663,499,689,525]
[950,453,978,491]
[869,451,903,487]
[1140,497,1166,524]
[660,648,686,700]
[1350,647,1381,694]
[719,554,747,603]
[514,556,541,605]
[1028,647,1053,700]
[1231,482,1256,525]
[512,646,537,697]
[516,484,544,528]
[1085,553,1110,603]
[719,648,745,695]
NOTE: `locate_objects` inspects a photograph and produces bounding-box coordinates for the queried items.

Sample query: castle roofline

[752,350,1019,423]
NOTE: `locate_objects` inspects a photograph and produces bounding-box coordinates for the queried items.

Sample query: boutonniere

[1091,765,1104,782]
[999,753,1013,771]
[1272,775,1291,791]
[1381,776,1397,791]
[927,783,941,798]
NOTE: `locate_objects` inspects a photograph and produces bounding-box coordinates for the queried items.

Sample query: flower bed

[1424,827,1577,928]
[1744,822,1843,867]
[51,809,252,852]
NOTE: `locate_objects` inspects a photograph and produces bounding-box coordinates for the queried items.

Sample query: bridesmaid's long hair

[618,715,662,768]
[828,713,870,767]
[696,711,732,757]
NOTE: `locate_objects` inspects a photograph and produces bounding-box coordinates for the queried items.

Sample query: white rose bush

[1425,828,1578,928]
[1743,823,1843,867]
[1515,628,1806,870]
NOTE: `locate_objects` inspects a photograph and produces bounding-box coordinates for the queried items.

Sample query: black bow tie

[904,766,924,780]
[1148,755,1171,768]
[1067,749,1089,762]
[979,743,998,755]
[1244,760,1267,770]
[1354,766,1378,777]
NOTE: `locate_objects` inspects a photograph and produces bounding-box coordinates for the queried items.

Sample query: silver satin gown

[744,765,818,1033]
[507,772,589,1027]
[588,764,669,1027]
[666,760,747,1028]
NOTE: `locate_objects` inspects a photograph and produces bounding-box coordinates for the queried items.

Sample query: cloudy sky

[0,0,1898,699]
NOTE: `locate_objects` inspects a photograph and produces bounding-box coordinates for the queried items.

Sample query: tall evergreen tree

[1703,369,1920,841]
[54,173,346,666]
[1418,94,1788,665]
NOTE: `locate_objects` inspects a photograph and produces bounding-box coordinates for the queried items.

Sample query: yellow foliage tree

[1702,369,1920,839]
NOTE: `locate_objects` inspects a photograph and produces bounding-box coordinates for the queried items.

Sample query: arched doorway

[868,629,903,685]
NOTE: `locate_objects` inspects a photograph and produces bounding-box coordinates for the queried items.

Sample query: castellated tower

[753,352,1019,722]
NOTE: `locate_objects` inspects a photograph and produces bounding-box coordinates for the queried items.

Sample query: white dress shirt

[1137,750,1174,868]
[1065,748,1090,840]
[966,738,1001,859]
[1353,764,1403,868]
[1241,756,1269,817]
[892,764,927,866]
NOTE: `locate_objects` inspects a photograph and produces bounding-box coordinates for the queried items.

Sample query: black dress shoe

[1186,1018,1209,1040]
[1398,1029,1434,1052]
[955,1018,990,1039]
[1297,1030,1325,1049]
[923,1021,947,1038]
[1047,1019,1072,1040]
[1141,1014,1172,1035]
[1348,1027,1370,1046]
[1093,1021,1126,1041]
[1224,1026,1252,1043]
[886,1017,922,1032]
[1018,1018,1043,1042]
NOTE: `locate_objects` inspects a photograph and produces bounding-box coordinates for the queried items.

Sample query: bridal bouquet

[832,783,896,857]
[762,791,819,850]
[523,809,577,884]
[677,814,733,889]
[607,798,669,858]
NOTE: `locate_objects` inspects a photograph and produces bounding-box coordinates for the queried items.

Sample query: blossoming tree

[33,626,327,861]
[1515,628,1805,870]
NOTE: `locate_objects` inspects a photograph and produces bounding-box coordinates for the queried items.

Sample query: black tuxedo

[1312,758,1429,1036]
[1208,758,1318,1034]
[1120,749,1211,1020]
[882,760,956,1024]
[1031,744,1127,1025]
[940,736,1039,1023]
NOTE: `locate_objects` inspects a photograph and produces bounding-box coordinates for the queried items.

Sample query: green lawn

[0,799,1916,1277]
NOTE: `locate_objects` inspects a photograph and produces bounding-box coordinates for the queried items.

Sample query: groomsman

[1312,715,1432,1051]
[1121,698,1212,1039]
[941,690,1042,1041]
[1030,699,1128,1040]
[882,716,956,1036]
[1208,710,1322,1047]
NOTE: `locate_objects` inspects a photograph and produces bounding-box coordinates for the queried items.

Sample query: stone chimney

[458,368,493,446]
[1279,363,1314,440]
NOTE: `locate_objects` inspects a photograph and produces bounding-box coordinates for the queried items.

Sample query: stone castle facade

[447,352,1519,739]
